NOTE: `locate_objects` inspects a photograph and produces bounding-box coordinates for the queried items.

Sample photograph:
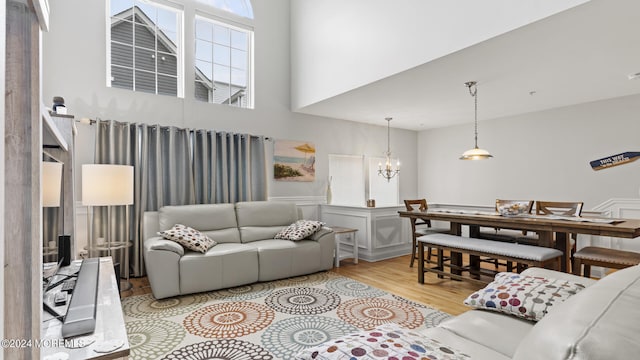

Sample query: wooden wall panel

[4,1,41,358]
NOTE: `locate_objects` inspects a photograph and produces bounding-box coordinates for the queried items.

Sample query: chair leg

[427,246,432,261]
[572,258,582,276]
[584,263,591,278]
[410,235,417,268]
[437,248,444,279]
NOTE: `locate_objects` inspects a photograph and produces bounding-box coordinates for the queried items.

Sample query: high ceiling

[294,0,640,131]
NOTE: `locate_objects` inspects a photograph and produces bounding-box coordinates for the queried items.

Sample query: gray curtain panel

[92,120,267,277]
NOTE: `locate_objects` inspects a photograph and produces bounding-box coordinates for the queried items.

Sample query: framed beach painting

[274,140,315,181]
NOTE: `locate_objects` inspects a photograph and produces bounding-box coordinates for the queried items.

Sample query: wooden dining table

[398,209,640,273]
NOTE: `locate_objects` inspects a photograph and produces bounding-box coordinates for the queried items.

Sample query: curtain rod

[78,117,272,140]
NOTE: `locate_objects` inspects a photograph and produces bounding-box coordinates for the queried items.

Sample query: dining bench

[417,233,563,285]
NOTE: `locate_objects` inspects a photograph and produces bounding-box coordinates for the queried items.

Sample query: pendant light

[378,117,400,181]
[460,81,493,160]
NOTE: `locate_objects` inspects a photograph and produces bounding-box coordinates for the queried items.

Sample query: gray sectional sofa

[142,201,335,299]
[299,265,640,359]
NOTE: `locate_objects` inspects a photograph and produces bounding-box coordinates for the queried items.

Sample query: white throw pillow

[463,272,586,321]
[274,220,324,241]
[158,224,217,253]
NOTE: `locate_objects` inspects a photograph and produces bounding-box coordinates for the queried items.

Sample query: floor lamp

[82,164,134,291]
[42,161,63,262]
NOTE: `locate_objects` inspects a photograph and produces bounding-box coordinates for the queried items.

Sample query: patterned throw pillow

[464,272,586,321]
[274,220,325,241]
[158,224,217,253]
[297,323,470,360]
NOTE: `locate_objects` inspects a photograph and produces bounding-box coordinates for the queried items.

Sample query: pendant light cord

[386,118,391,154]
[387,118,391,155]
[466,81,478,148]
[474,85,478,148]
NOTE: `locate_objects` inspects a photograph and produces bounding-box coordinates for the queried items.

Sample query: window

[196,0,254,19]
[194,16,253,108]
[108,0,183,97]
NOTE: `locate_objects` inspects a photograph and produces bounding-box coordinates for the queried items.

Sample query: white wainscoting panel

[321,205,410,262]
[582,198,640,277]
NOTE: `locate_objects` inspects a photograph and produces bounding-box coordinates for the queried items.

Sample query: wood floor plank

[122,254,487,316]
[332,255,484,315]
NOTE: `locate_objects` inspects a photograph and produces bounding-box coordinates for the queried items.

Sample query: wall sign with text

[590,152,640,171]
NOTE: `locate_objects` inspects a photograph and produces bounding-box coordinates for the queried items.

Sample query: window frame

[193,10,254,109]
[105,0,185,98]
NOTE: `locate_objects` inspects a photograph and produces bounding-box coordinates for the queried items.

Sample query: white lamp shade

[459,147,493,160]
[42,162,63,207]
[82,164,134,206]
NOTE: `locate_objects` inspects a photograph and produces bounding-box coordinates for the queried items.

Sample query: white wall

[290,0,588,110]
[418,94,640,209]
[42,0,418,205]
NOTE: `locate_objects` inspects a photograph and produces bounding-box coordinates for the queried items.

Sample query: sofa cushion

[274,220,324,241]
[417,327,511,360]
[439,309,534,358]
[297,323,471,360]
[244,239,321,281]
[513,264,640,360]
[159,204,241,244]
[179,243,259,294]
[146,236,185,256]
[159,224,217,253]
[464,272,586,322]
[235,201,299,242]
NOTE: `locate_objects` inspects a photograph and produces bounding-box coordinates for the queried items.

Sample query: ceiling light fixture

[460,81,493,160]
[378,117,400,182]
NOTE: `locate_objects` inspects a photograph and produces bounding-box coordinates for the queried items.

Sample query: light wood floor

[122,254,490,315]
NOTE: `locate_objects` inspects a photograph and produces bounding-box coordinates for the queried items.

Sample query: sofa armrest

[520,267,597,287]
[310,226,333,241]
[143,236,183,299]
[311,227,335,270]
[145,236,185,257]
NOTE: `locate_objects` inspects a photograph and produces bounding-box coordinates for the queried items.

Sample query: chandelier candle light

[460,81,493,160]
[378,117,400,182]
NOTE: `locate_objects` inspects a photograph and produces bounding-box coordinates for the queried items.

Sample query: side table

[331,226,359,267]
[87,240,133,291]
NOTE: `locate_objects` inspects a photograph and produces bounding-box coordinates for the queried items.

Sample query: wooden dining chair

[535,201,584,218]
[478,199,534,270]
[516,200,584,245]
[403,199,449,268]
[515,201,584,272]
[480,199,534,241]
[537,200,583,248]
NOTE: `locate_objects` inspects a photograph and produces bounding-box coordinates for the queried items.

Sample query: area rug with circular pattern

[122,271,452,360]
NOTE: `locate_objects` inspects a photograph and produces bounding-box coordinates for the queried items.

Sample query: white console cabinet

[321,204,411,262]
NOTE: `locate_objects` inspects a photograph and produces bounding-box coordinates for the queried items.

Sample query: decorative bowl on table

[498,202,530,217]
